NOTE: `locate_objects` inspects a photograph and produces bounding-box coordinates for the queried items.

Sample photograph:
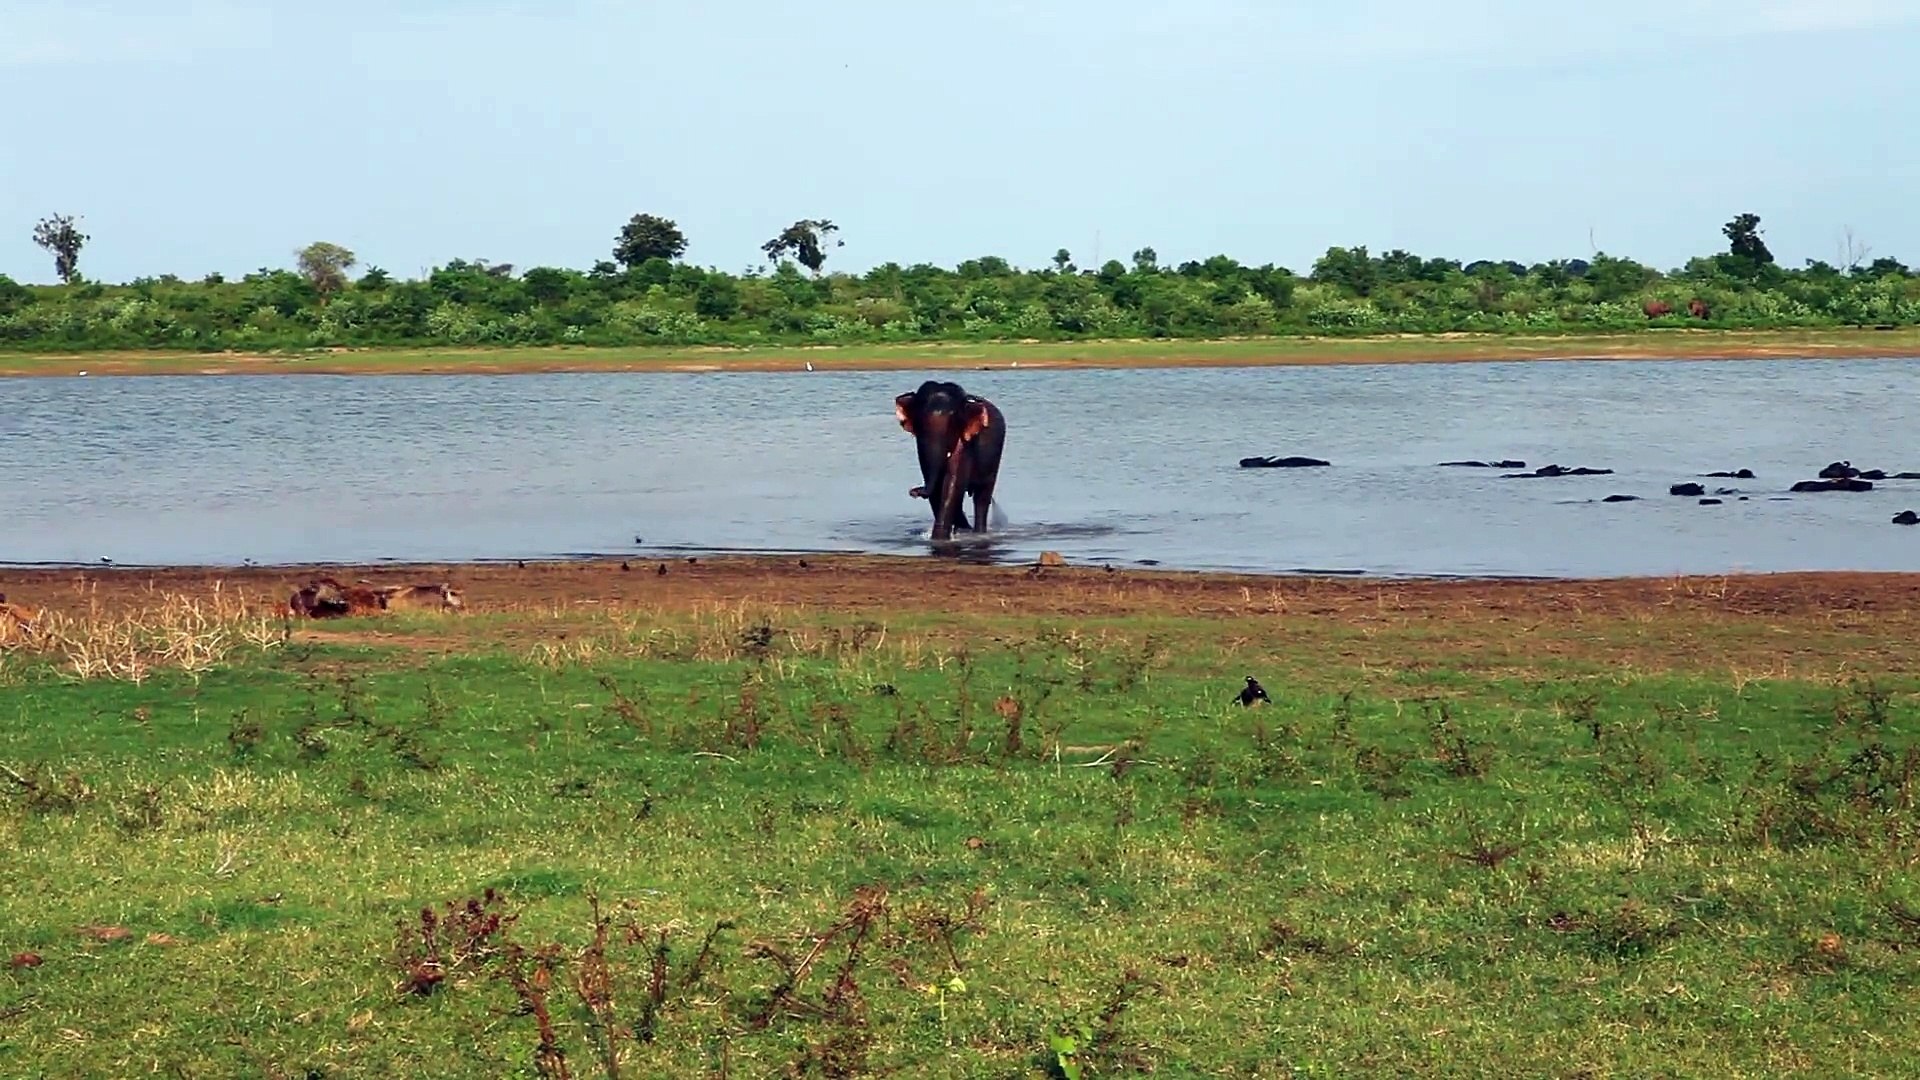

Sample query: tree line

[3,211,1915,352]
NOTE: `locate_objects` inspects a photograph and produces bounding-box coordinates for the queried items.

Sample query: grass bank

[2,557,1918,1076]
[6,326,1920,378]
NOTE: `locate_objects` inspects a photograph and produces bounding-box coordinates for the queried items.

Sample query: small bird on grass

[1238,676,1271,707]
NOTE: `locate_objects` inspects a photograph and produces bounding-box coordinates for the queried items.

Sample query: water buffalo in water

[1240,455,1331,468]
[895,380,1006,542]
[1820,465,1920,481]
[1502,464,1614,478]
[1792,478,1874,493]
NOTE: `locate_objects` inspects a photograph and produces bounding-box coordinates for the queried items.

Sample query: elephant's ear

[894,393,916,433]
[960,398,992,443]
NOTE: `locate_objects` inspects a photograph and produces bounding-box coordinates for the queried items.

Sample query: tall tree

[32,214,88,284]
[296,241,358,301]
[761,219,842,275]
[1722,213,1774,266]
[1310,245,1376,296]
[613,214,688,267]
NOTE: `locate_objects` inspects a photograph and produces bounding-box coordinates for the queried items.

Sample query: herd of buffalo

[1240,454,1920,522]
[13,372,1918,644]
[286,578,465,619]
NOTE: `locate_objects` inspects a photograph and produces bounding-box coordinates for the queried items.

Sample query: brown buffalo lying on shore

[287,578,464,618]
[0,595,41,645]
[382,583,466,612]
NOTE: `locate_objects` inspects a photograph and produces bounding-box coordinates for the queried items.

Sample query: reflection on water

[4,357,1920,577]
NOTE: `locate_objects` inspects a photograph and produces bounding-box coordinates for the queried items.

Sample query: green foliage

[30,213,88,284]
[612,213,688,268]
[762,218,842,275]
[295,241,357,302]
[3,210,1918,353]
[3,600,1920,1075]
[1724,211,1775,269]
[0,274,30,315]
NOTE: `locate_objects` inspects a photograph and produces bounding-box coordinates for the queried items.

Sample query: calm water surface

[4,358,1918,577]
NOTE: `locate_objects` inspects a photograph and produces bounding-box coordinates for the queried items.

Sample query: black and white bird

[1237,676,1271,707]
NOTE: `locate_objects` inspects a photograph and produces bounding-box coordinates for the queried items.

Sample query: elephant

[894,379,1006,542]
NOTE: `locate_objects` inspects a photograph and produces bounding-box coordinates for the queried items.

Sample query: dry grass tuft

[8,586,287,682]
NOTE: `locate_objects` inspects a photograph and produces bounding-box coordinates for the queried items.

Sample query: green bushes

[1,245,1915,353]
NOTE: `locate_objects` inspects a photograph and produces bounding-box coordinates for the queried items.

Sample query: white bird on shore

[805,361,814,372]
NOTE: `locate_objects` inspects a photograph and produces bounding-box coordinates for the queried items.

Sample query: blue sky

[2,0,1916,284]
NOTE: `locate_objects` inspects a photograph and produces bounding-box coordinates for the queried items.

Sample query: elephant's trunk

[930,439,973,541]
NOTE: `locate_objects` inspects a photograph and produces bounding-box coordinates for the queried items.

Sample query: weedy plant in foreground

[11,598,1920,1076]
[378,882,1002,1080]
[4,590,286,682]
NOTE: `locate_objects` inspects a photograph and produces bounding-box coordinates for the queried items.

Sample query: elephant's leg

[932,456,974,541]
[969,448,1002,534]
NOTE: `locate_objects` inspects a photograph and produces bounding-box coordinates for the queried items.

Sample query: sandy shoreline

[4,330,1919,378]
[4,553,1918,622]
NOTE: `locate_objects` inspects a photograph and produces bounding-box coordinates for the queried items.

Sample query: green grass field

[4,591,1917,1078]
[5,326,1920,377]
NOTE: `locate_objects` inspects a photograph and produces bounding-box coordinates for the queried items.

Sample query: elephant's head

[896,380,992,453]
[895,380,993,540]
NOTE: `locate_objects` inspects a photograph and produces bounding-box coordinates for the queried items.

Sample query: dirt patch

[288,629,473,653]
[4,331,1920,378]
[6,555,1920,628]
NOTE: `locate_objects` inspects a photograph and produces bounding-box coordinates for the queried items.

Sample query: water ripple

[4,359,1920,576]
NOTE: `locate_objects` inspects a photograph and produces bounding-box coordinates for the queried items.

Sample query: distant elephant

[1643,300,1674,318]
[895,379,1006,542]
[1687,298,1710,319]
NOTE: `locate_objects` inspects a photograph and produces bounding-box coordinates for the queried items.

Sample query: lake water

[4,358,1919,578]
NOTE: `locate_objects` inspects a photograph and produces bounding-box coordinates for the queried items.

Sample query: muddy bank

[4,331,1919,378]
[5,553,1920,624]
